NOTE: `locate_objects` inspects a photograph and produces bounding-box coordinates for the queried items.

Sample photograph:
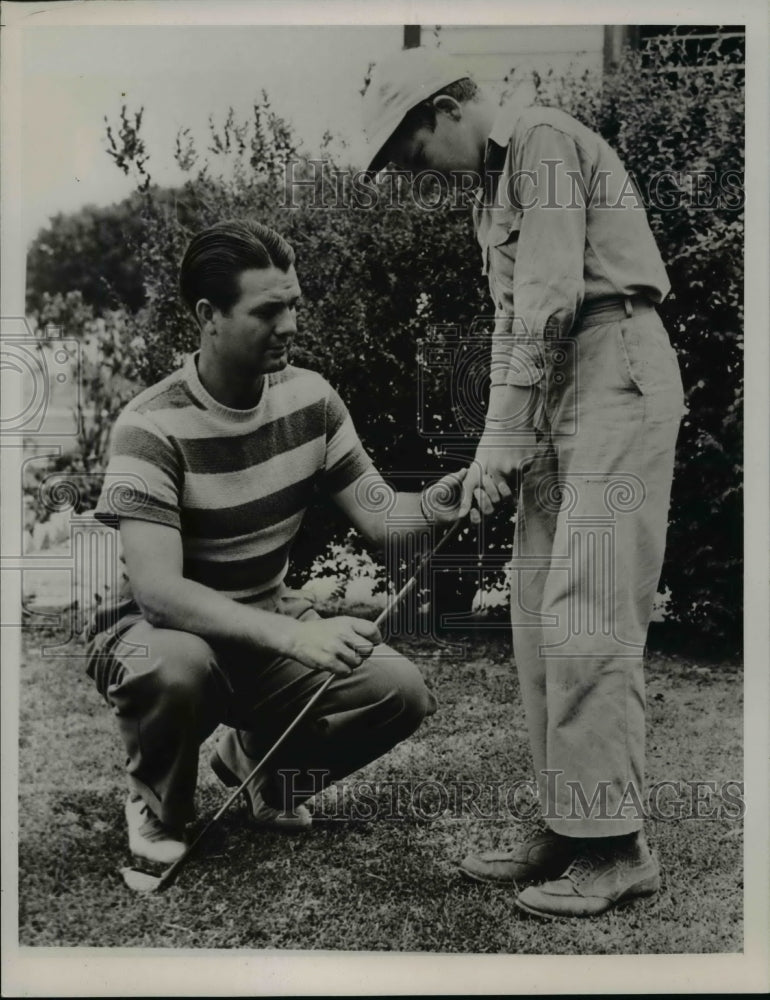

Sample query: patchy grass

[17,618,742,952]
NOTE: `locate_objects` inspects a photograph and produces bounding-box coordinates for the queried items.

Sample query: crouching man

[86,219,464,864]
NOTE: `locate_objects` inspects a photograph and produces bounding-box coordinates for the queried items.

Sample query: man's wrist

[251,609,301,658]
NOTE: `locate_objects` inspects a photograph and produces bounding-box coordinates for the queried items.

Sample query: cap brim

[362,108,409,177]
[363,137,393,178]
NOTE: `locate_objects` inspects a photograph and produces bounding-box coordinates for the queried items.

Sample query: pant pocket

[617,322,647,395]
[617,319,682,396]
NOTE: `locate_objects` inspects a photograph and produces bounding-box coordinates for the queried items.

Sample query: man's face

[387,105,484,183]
[211,266,301,375]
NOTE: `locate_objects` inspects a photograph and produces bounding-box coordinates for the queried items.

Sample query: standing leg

[512,443,560,810]
[461,439,581,885]
[537,310,684,835]
[517,308,684,917]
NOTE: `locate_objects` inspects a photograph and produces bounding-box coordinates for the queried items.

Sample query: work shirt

[473,102,670,386]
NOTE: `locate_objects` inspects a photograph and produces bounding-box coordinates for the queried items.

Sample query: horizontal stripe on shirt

[183,539,292,595]
[185,510,305,558]
[93,353,374,607]
[180,474,318,539]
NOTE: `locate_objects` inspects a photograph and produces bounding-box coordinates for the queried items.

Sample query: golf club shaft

[153,517,462,891]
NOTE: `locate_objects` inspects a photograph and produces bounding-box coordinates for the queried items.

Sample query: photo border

[2,0,768,995]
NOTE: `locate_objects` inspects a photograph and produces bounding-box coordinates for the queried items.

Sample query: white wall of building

[418,24,605,101]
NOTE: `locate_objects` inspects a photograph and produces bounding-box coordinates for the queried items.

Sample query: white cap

[361,47,473,173]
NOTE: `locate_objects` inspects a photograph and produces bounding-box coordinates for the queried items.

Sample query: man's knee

[112,628,219,711]
[368,651,436,733]
[153,631,219,701]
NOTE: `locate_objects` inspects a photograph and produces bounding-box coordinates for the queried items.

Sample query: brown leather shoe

[460,831,577,885]
[515,841,661,918]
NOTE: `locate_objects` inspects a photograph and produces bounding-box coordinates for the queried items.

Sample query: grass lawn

[17,616,742,953]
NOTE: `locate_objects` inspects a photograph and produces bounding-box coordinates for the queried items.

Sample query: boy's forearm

[485,383,539,434]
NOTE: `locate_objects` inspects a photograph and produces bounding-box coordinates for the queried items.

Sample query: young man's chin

[261,351,289,373]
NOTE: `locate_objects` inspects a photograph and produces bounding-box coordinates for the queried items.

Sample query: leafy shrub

[305,529,389,604]
[24,293,141,530]
[27,197,147,315]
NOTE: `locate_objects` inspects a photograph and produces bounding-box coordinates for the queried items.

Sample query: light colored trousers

[512,299,684,836]
[87,588,436,827]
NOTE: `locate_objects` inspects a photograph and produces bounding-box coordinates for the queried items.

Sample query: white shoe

[210,731,312,832]
[125,795,187,864]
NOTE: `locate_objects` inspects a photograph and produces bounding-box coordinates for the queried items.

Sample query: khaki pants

[86,588,437,827]
[512,300,684,836]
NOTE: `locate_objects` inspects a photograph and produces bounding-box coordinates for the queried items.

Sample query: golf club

[121,515,463,893]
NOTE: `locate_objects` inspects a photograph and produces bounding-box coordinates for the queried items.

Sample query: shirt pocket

[483,213,522,278]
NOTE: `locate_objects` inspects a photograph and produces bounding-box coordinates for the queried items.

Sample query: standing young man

[361,48,684,917]
[86,219,465,865]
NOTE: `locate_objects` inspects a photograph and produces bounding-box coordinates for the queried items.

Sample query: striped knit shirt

[94,351,374,604]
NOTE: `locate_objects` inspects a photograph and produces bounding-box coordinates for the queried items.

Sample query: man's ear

[195,299,216,332]
[432,94,462,120]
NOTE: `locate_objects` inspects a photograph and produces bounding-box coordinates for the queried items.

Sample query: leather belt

[578,295,655,327]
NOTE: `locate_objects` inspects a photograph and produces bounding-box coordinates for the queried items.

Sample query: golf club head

[121,866,164,893]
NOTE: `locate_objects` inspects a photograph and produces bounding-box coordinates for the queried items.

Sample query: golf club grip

[154,518,463,890]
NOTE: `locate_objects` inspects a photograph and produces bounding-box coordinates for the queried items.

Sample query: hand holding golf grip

[287,616,382,674]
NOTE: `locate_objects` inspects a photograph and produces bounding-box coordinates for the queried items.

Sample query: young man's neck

[469,92,498,166]
[196,351,265,410]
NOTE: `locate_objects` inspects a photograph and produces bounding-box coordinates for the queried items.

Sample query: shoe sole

[127,843,186,866]
[210,749,311,832]
[458,856,575,887]
[514,878,661,920]
[458,864,529,887]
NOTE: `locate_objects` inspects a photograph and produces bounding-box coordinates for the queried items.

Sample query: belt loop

[624,297,633,318]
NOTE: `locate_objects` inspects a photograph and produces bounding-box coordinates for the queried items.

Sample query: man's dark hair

[390,77,480,147]
[179,219,295,315]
